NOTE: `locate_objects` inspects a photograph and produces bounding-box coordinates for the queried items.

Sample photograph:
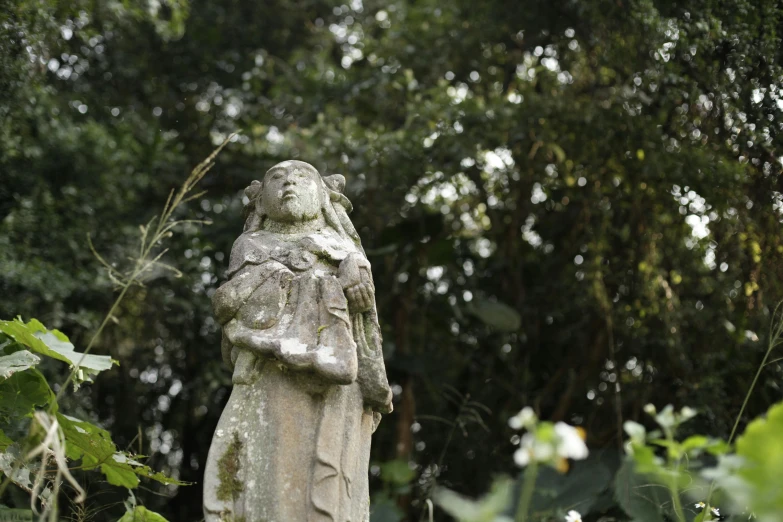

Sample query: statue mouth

[282,189,298,200]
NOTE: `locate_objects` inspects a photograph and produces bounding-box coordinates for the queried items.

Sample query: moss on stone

[216,432,244,502]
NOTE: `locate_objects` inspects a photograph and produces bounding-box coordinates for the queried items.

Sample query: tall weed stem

[514,461,538,522]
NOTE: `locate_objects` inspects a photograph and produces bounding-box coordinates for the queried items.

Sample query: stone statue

[203,160,393,522]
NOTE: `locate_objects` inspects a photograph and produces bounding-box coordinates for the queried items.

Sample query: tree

[2,0,782,519]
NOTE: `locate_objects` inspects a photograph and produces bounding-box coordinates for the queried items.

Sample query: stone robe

[203,226,391,522]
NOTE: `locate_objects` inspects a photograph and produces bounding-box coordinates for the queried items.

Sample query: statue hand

[346,282,374,313]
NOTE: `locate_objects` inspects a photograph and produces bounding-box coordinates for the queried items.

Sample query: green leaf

[0,445,34,494]
[56,414,187,489]
[0,369,55,422]
[0,350,40,380]
[731,400,783,518]
[434,478,513,522]
[0,318,116,384]
[614,458,704,522]
[0,430,12,452]
[370,494,404,522]
[0,508,34,521]
[117,506,170,522]
[614,459,668,522]
[379,459,416,485]
[57,413,138,487]
[680,435,709,453]
[530,452,614,515]
[466,299,521,332]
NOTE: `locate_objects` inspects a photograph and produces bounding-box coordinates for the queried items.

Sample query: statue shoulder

[227,232,273,278]
[300,228,361,261]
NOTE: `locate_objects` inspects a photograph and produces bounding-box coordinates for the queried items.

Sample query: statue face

[261,161,322,223]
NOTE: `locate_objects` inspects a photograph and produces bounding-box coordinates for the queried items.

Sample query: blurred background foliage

[2,0,783,519]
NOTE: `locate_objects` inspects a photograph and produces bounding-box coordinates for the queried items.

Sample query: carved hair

[241,162,364,253]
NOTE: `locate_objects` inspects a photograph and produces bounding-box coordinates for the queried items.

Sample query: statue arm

[339,254,393,412]
[339,253,375,314]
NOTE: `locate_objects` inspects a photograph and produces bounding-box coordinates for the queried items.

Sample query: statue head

[261,160,322,223]
[242,160,363,250]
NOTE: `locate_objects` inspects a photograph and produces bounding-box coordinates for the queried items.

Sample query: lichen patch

[216,432,244,502]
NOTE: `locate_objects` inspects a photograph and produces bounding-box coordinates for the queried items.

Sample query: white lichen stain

[238,285,253,301]
[256,403,268,428]
[216,429,224,438]
[315,345,338,365]
[280,338,307,355]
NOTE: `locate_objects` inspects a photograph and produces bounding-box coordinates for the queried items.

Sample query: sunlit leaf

[56,414,187,489]
[0,318,116,383]
[0,350,40,380]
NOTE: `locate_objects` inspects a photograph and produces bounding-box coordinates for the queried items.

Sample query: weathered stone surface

[203,161,393,522]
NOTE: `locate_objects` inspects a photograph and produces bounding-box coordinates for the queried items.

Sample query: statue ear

[323,174,346,194]
[245,180,262,199]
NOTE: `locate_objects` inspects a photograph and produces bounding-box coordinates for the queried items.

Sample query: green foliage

[0,369,55,423]
[369,495,405,522]
[721,401,783,518]
[119,492,171,522]
[117,505,170,522]
[614,459,681,522]
[0,319,182,514]
[530,453,614,517]
[0,319,115,386]
[379,459,417,486]
[0,351,40,380]
[435,479,513,522]
[57,413,185,489]
[0,432,12,453]
[0,508,35,521]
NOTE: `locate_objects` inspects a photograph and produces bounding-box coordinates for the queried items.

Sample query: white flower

[654,404,676,429]
[644,403,657,415]
[532,440,554,461]
[623,420,646,443]
[680,406,697,421]
[514,433,552,467]
[554,422,589,460]
[711,507,720,517]
[565,510,582,522]
[513,447,530,467]
[695,501,706,509]
[509,407,537,430]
